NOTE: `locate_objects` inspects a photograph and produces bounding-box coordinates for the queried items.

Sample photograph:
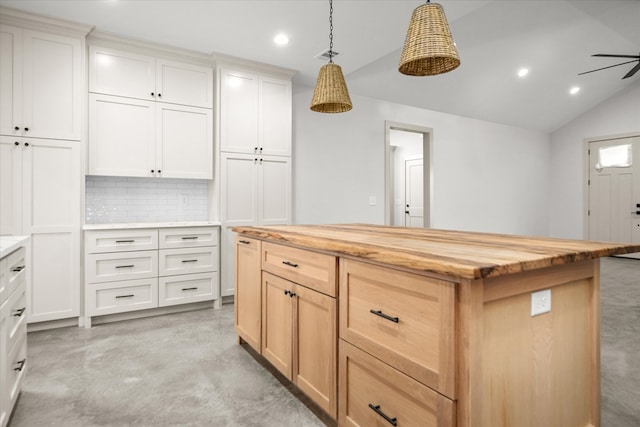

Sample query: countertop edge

[0,235,30,259]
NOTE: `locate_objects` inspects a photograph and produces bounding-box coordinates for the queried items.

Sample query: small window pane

[596,144,632,169]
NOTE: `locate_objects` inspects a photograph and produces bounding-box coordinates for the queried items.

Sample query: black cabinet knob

[151,169,155,173]
[157,170,161,173]
[24,142,29,147]
[158,93,162,97]
[151,92,155,96]
[24,127,29,131]
[14,126,20,131]
[14,141,19,146]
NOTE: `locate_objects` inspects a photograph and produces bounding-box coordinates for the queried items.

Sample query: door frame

[583,131,640,239]
[384,121,433,227]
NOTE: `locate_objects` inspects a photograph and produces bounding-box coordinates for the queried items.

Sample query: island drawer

[339,258,456,398]
[339,340,455,427]
[3,246,26,301]
[159,227,219,249]
[7,334,27,410]
[85,229,158,253]
[86,251,158,283]
[86,278,158,316]
[262,242,337,297]
[158,272,218,307]
[158,247,218,276]
[5,282,27,355]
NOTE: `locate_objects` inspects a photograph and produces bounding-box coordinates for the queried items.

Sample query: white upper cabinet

[219,67,291,156]
[89,46,213,108]
[0,25,83,141]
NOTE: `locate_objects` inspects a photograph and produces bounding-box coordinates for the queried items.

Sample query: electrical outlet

[531,289,551,316]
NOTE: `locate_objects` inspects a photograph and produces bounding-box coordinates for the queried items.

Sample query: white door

[156,59,213,108]
[220,153,259,225]
[22,138,81,322]
[259,156,291,225]
[0,136,22,234]
[589,136,640,257]
[259,76,291,156]
[89,93,156,177]
[219,68,258,154]
[405,158,424,227]
[0,25,22,138]
[156,103,213,179]
[89,45,155,101]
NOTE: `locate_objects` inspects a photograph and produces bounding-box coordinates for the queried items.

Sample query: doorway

[385,121,432,227]
[586,134,640,258]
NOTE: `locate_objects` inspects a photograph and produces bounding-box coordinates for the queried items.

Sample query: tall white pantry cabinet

[0,8,90,324]
[219,66,293,297]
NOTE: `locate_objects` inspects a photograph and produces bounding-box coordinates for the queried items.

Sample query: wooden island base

[232,224,639,427]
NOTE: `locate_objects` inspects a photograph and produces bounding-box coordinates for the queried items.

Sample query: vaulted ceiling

[3,0,639,132]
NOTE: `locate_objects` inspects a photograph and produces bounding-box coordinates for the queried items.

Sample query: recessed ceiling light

[570,86,580,95]
[274,34,289,46]
[517,68,529,77]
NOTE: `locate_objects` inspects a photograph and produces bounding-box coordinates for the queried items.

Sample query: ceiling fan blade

[622,61,640,79]
[592,54,640,59]
[578,59,639,76]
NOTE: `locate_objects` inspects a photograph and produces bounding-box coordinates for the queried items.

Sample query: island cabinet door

[261,272,293,378]
[234,237,262,352]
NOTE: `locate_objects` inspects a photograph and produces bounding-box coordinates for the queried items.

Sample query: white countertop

[83,221,221,231]
[0,235,29,259]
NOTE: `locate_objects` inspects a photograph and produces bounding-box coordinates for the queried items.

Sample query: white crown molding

[0,6,92,36]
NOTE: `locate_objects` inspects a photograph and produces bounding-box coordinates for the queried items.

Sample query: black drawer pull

[11,265,25,272]
[289,292,296,298]
[115,294,135,299]
[181,259,198,263]
[284,290,290,295]
[13,307,26,317]
[282,261,298,268]
[115,265,135,269]
[370,309,399,323]
[14,359,26,372]
[181,236,198,240]
[368,404,397,426]
[181,287,198,291]
[238,240,251,245]
[115,240,135,243]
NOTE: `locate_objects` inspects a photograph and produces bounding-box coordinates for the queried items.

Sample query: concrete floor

[8,257,640,427]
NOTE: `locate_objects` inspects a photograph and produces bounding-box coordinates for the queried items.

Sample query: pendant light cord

[328,0,334,63]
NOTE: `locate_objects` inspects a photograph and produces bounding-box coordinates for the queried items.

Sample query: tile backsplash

[85,176,209,224]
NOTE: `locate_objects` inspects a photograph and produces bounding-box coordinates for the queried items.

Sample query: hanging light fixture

[310,0,352,113]
[399,0,460,76]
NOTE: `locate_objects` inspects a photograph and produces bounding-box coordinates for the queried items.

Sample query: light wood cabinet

[88,93,213,179]
[0,136,81,323]
[234,237,262,352]
[0,24,84,141]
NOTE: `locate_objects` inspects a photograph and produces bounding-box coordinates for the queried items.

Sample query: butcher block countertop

[233,224,640,280]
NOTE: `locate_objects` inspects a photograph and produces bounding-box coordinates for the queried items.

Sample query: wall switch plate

[368,196,377,206]
[531,289,551,316]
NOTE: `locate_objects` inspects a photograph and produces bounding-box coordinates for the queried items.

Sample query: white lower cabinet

[84,226,219,327]
[1,243,28,427]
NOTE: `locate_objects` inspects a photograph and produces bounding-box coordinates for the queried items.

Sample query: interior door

[589,136,640,258]
[404,158,424,227]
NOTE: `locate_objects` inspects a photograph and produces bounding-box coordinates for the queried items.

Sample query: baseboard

[89,300,216,327]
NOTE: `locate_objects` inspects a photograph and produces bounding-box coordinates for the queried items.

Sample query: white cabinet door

[220,226,237,297]
[0,25,22,138]
[259,156,291,225]
[21,138,80,322]
[89,45,155,101]
[156,59,213,108]
[259,76,291,156]
[89,93,156,177]
[1,27,82,141]
[156,103,213,179]
[220,153,259,224]
[0,136,22,235]
[220,68,258,154]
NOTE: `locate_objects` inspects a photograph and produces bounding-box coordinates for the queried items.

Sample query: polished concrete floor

[8,257,640,427]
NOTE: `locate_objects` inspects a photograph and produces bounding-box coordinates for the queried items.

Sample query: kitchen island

[232,224,640,427]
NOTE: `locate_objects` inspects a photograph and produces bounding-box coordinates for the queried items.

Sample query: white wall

[293,90,551,236]
[550,80,640,239]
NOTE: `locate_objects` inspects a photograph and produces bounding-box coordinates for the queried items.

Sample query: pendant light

[399,0,460,76]
[310,0,353,113]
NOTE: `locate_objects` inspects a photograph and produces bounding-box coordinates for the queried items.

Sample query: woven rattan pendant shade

[310,63,353,113]
[399,2,460,76]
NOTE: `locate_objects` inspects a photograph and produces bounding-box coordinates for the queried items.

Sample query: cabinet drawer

[85,229,158,253]
[159,247,218,276]
[6,282,27,354]
[3,247,26,301]
[262,242,337,297]
[340,259,456,398]
[86,278,158,316]
[86,251,158,283]
[7,335,27,410]
[339,340,454,427]
[159,227,219,249]
[158,272,218,307]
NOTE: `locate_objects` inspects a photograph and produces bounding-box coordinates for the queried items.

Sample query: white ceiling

[3,0,639,132]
